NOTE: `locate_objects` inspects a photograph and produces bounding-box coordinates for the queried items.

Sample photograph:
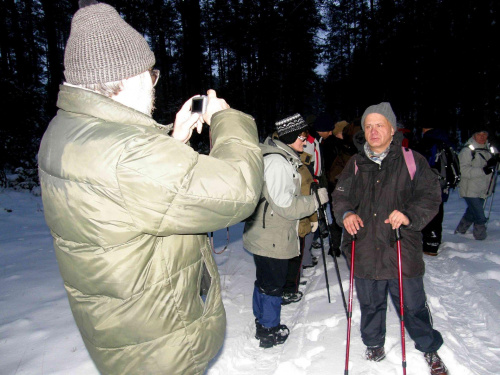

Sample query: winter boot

[303,256,318,269]
[365,346,386,362]
[454,217,473,234]
[328,247,341,257]
[423,231,440,256]
[424,352,448,375]
[255,321,289,348]
[281,291,303,305]
[312,240,322,249]
[473,223,487,240]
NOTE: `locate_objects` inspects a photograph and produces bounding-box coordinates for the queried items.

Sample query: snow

[1,187,499,375]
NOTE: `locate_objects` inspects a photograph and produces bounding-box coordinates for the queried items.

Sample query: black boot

[473,223,487,240]
[281,291,303,305]
[424,352,448,375]
[255,320,289,348]
[455,217,473,234]
[365,346,386,362]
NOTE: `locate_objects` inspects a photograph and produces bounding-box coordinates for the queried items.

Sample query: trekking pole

[484,158,498,219]
[320,203,348,317]
[313,188,331,304]
[344,233,357,375]
[395,228,407,375]
[486,170,497,223]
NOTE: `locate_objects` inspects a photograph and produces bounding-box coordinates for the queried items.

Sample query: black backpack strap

[262,199,270,228]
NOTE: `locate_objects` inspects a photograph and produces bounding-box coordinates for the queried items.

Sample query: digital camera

[191,95,208,114]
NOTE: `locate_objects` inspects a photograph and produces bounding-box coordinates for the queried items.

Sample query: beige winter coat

[243,138,317,259]
[38,85,263,375]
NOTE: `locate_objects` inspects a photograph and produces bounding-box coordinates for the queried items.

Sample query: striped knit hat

[275,114,308,145]
[64,1,155,84]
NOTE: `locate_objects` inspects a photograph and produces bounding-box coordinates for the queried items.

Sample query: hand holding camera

[202,89,230,125]
[171,95,204,143]
[172,90,230,143]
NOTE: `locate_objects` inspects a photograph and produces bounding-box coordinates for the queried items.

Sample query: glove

[486,157,498,168]
[316,187,329,206]
[310,221,318,232]
[483,166,494,175]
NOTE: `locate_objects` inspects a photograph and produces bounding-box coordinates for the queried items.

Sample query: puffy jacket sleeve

[264,155,317,221]
[117,109,264,235]
[400,153,441,231]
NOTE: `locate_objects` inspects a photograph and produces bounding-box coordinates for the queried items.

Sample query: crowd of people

[37,2,498,375]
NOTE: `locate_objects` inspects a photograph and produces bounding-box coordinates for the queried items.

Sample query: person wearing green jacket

[37,2,263,375]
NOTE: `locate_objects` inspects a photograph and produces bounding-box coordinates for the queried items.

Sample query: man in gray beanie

[332,102,449,374]
[38,1,263,374]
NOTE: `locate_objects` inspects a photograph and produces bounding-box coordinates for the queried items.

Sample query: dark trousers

[283,237,305,293]
[253,254,288,328]
[355,277,443,353]
[422,201,444,253]
[328,218,343,255]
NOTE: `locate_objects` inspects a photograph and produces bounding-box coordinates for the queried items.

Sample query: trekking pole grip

[395,228,402,240]
[352,233,357,241]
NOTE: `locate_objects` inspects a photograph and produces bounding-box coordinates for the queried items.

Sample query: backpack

[429,143,461,190]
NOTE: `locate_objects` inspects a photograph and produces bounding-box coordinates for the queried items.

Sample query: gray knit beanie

[64,1,156,85]
[361,102,397,131]
[275,114,308,145]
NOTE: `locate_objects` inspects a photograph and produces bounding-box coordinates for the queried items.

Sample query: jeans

[253,254,288,328]
[463,197,487,225]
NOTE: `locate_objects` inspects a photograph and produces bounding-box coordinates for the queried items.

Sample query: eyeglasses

[297,135,307,142]
[149,69,160,87]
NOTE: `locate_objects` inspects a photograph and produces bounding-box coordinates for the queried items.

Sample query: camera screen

[192,98,204,113]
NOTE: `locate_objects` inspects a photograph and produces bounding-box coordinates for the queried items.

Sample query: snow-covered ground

[1,186,499,375]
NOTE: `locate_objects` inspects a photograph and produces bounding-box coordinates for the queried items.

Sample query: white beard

[134,78,156,116]
[113,72,156,117]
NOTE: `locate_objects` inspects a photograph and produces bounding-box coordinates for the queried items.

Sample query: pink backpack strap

[354,160,358,175]
[402,147,416,180]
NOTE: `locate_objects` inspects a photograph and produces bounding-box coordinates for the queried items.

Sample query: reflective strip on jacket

[458,137,497,198]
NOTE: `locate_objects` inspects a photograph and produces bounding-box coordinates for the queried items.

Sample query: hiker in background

[301,119,324,268]
[282,156,319,299]
[243,114,329,348]
[309,113,337,253]
[415,127,460,255]
[455,130,499,240]
[326,118,362,257]
[397,122,414,148]
[332,102,448,375]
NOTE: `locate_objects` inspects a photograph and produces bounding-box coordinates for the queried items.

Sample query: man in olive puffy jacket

[37,2,263,375]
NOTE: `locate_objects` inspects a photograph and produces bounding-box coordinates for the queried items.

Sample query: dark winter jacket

[332,132,441,279]
[38,84,263,375]
[327,121,362,188]
[414,128,456,200]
